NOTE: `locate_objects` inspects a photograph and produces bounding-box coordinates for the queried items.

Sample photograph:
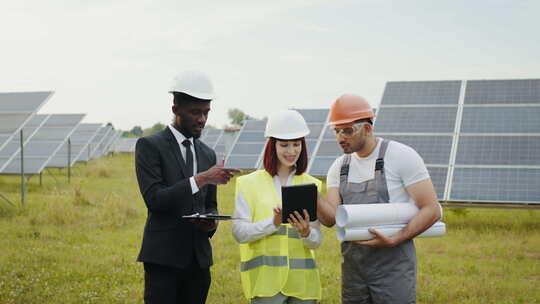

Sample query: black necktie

[182,139,193,177]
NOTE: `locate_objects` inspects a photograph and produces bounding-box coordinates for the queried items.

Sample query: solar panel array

[46,123,102,168]
[0,114,85,174]
[113,137,138,153]
[375,79,540,204]
[0,90,125,207]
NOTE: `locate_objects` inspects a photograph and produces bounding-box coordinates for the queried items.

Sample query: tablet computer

[281,183,317,224]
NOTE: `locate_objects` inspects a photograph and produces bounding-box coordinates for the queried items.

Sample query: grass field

[0,153,539,303]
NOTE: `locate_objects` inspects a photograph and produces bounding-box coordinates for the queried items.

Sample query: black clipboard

[181,213,236,220]
[281,183,317,224]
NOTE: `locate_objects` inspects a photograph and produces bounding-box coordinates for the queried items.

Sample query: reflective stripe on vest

[240,256,317,272]
[274,225,300,239]
[236,170,322,300]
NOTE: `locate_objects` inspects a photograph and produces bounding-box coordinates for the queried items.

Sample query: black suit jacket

[135,127,217,269]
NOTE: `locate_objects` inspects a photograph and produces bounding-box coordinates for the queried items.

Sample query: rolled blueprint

[336,222,446,242]
[336,203,419,228]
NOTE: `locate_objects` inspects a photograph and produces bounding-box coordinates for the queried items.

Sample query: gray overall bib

[340,139,416,304]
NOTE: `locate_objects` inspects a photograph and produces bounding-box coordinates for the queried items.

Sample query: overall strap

[339,154,352,203]
[375,139,391,203]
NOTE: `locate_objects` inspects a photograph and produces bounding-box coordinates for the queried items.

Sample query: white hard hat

[169,70,215,100]
[264,110,310,140]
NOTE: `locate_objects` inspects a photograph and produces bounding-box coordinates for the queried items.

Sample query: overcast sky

[1,0,539,130]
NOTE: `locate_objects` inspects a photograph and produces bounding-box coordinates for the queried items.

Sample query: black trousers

[144,263,211,304]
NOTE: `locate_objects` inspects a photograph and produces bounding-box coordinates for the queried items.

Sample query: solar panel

[460,106,540,133]
[307,156,337,177]
[94,127,116,158]
[373,107,457,133]
[216,130,238,165]
[100,130,122,156]
[0,115,51,172]
[455,135,540,166]
[381,81,461,105]
[427,167,449,199]
[448,79,540,203]
[450,168,540,202]
[200,129,223,148]
[236,131,262,142]
[109,131,124,153]
[379,135,453,166]
[46,123,102,168]
[200,129,209,139]
[214,142,227,164]
[375,79,540,204]
[230,142,265,155]
[89,125,113,159]
[113,137,138,153]
[199,128,228,164]
[225,155,261,169]
[0,114,85,174]
[224,119,266,169]
[200,129,233,164]
[0,91,52,151]
[465,79,540,104]
[295,109,329,123]
[295,109,329,162]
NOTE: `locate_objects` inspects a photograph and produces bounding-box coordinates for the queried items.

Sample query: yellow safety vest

[236,170,322,300]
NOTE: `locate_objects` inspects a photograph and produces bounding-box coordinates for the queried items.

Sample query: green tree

[143,123,166,136]
[130,126,143,137]
[228,108,255,126]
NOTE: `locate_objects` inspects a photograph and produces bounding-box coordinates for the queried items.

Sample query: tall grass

[0,153,539,303]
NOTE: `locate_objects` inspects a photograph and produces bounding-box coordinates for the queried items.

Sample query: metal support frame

[86,144,91,165]
[20,129,25,205]
[67,138,71,183]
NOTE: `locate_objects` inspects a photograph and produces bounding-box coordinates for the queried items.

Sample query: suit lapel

[164,127,190,178]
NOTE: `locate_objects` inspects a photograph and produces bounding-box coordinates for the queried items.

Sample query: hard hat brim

[264,130,309,140]
[327,114,376,126]
[169,90,214,101]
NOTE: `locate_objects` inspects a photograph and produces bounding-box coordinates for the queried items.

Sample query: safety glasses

[331,122,366,138]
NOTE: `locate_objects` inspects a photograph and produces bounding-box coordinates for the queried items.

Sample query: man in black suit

[135,71,237,304]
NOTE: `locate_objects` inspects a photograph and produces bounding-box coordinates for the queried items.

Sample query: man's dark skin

[172,100,239,231]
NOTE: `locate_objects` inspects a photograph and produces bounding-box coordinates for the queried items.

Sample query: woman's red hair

[263,137,308,176]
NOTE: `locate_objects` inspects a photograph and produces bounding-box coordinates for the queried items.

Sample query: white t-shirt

[326,138,430,205]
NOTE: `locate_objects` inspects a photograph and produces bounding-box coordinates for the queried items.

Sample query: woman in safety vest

[232,109,323,304]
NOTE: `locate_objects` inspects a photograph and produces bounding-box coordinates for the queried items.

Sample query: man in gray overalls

[317,94,442,304]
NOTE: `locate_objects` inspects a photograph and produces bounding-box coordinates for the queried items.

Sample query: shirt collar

[168,125,194,146]
[273,169,297,185]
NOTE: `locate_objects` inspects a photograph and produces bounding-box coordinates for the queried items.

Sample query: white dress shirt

[168,125,199,194]
[232,171,323,249]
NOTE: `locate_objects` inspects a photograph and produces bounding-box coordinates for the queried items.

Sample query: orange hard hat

[328,94,375,126]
